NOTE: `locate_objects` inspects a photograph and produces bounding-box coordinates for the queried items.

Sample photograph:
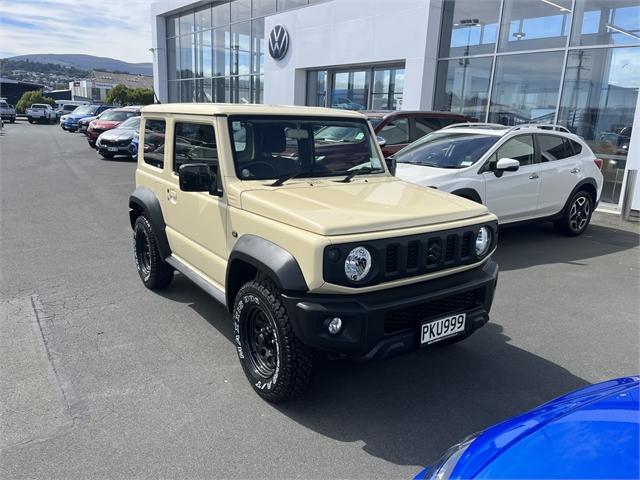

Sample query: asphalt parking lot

[1,120,639,479]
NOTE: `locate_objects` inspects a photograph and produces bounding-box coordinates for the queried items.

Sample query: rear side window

[379,117,409,145]
[569,139,582,155]
[413,117,442,140]
[143,119,166,168]
[538,135,574,161]
[496,135,535,166]
[173,122,218,174]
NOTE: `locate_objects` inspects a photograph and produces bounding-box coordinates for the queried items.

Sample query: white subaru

[395,124,604,236]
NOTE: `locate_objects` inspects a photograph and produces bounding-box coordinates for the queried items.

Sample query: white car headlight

[344,246,372,282]
[475,226,491,257]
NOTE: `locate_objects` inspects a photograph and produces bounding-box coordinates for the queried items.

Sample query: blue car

[60,104,112,132]
[416,376,639,479]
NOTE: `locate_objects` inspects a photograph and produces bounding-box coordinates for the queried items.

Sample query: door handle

[570,168,581,174]
[529,173,539,180]
[167,188,178,202]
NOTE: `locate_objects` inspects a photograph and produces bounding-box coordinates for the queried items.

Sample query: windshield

[99,110,137,122]
[73,105,96,115]
[32,104,49,109]
[395,132,499,168]
[228,116,384,181]
[118,116,140,130]
[63,104,79,111]
[367,117,383,129]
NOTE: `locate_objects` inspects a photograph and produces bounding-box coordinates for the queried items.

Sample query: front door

[483,134,541,223]
[159,118,228,288]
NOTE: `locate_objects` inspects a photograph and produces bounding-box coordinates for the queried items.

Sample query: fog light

[327,317,343,335]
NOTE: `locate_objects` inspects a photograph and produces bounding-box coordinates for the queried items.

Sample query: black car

[95,116,140,159]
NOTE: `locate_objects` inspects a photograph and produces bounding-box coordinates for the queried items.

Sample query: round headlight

[344,246,372,282]
[475,226,491,257]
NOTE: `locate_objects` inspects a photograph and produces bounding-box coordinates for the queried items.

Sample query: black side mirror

[385,156,397,176]
[179,163,216,194]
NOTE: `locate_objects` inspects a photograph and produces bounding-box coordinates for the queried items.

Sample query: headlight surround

[426,433,479,480]
[344,246,372,282]
[475,226,491,258]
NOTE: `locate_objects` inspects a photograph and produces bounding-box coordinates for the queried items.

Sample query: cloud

[0,0,153,63]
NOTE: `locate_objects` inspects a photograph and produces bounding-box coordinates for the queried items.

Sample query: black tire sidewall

[233,284,283,395]
[563,190,593,235]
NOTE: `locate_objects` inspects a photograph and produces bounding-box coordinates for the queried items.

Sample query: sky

[0,0,153,63]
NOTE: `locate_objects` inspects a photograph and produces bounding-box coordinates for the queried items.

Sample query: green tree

[104,84,129,105]
[15,90,55,113]
[105,85,155,106]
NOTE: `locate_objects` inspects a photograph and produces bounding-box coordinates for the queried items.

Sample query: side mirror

[385,156,397,176]
[496,158,520,172]
[179,163,217,194]
[376,135,387,147]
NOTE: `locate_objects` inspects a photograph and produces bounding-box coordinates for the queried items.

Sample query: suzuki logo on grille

[268,25,289,61]
[427,242,441,264]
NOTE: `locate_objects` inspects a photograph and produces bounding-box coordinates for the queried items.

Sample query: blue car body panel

[62,105,111,129]
[419,377,639,479]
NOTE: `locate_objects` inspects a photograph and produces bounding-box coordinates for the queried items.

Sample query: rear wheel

[133,215,173,289]
[554,190,593,236]
[233,279,314,402]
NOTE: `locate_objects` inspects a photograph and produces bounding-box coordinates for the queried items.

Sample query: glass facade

[306,65,406,111]
[166,0,320,104]
[435,0,639,204]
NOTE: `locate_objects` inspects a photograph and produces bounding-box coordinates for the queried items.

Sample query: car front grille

[100,138,130,147]
[384,288,483,334]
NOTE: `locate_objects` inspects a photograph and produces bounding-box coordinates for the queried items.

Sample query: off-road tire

[233,279,314,402]
[554,190,593,236]
[101,152,115,159]
[10,118,15,124]
[133,215,173,289]
[28,119,33,124]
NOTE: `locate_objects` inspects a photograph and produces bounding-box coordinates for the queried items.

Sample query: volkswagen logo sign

[268,25,289,61]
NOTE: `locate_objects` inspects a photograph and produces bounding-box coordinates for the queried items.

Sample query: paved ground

[1,120,639,479]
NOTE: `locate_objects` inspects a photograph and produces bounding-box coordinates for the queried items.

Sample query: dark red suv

[364,110,474,157]
[86,107,140,148]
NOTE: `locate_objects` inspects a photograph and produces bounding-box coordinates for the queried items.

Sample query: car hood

[68,112,95,120]
[395,163,461,186]
[92,120,120,129]
[239,177,489,236]
[454,376,640,479]
[99,128,136,141]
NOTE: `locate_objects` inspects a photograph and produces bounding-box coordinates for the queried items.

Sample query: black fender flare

[128,187,172,259]
[226,235,308,307]
[556,178,599,217]
[451,188,483,203]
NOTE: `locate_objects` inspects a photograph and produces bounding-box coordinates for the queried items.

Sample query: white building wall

[263,0,440,109]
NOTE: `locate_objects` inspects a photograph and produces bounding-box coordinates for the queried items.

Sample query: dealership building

[150,0,639,212]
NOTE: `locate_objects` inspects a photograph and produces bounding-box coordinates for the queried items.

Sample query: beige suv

[129,104,499,402]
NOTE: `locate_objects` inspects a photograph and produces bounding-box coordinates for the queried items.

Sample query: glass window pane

[174,122,217,173]
[439,0,501,57]
[169,81,180,103]
[254,0,276,16]
[434,57,492,120]
[212,1,230,27]
[379,118,410,145]
[213,26,231,77]
[194,78,213,102]
[489,51,564,125]
[231,21,251,76]
[252,75,264,103]
[180,34,195,79]
[212,77,228,102]
[252,18,265,74]
[143,119,166,168]
[497,135,535,165]
[498,0,572,52]
[167,15,179,37]
[538,134,574,161]
[558,47,639,203]
[278,0,308,12]
[331,71,368,110]
[306,71,325,106]
[181,79,194,102]
[194,30,212,78]
[231,0,251,23]
[571,0,640,46]
[179,11,195,35]
[195,6,212,31]
[167,37,178,81]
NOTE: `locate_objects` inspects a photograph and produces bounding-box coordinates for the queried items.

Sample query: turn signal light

[594,158,604,170]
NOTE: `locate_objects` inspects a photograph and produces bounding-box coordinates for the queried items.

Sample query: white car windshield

[118,116,141,130]
[395,132,499,169]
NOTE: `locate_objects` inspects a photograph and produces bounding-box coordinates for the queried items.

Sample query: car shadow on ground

[494,221,639,271]
[157,275,590,469]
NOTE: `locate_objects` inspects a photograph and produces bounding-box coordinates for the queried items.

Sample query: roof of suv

[361,110,470,119]
[440,123,573,137]
[142,103,366,118]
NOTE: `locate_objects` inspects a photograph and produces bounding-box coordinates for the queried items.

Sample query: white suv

[395,124,603,236]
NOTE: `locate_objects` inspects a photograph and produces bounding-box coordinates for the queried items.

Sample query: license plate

[420,313,466,345]
[107,147,118,152]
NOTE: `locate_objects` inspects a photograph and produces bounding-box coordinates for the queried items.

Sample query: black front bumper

[281,259,498,360]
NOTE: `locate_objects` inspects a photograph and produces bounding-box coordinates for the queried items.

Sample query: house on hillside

[69,70,153,102]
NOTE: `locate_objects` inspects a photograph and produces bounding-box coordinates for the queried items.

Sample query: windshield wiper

[269,171,304,187]
[338,166,381,183]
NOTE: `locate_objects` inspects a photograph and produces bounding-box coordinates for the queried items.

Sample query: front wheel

[233,279,314,402]
[554,190,593,236]
[133,215,173,289]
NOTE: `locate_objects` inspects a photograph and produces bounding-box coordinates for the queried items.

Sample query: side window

[413,117,442,141]
[142,119,166,168]
[497,135,535,166]
[173,122,218,174]
[569,139,582,155]
[538,134,574,162]
[379,117,410,145]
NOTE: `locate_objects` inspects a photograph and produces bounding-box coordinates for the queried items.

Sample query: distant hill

[4,54,152,76]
